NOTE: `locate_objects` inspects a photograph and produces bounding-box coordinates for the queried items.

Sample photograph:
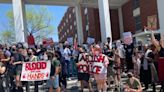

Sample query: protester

[11,46,24,92]
[28,48,39,92]
[46,51,61,92]
[124,43,134,72]
[124,72,142,92]
[92,45,109,92]
[151,31,164,92]
[63,42,72,79]
[140,44,158,91]
[0,32,163,92]
[113,46,121,91]
[132,48,141,78]
[76,46,92,92]
[103,44,115,90]
[0,48,10,92]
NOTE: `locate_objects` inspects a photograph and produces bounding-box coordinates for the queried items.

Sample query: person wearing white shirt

[63,45,72,78]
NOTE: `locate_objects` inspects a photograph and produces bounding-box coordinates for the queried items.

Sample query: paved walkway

[23,77,162,92]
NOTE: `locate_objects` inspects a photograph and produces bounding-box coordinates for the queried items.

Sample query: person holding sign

[11,46,25,92]
[76,46,92,92]
[27,48,39,92]
[92,45,109,92]
[151,30,164,91]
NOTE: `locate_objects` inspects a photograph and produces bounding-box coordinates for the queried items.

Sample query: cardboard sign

[147,15,157,30]
[92,62,103,74]
[78,60,88,73]
[87,37,95,44]
[123,32,133,45]
[67,37,73,45]
[42,38,54,46]
[21,61,51,81]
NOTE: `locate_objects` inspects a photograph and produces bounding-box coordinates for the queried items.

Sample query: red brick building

[58,0,160,43]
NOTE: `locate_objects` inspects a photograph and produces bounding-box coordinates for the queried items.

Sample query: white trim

[133,30,160,37]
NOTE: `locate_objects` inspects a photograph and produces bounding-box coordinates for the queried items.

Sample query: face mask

[28,53,32,56]
[12,48,16,52]
[44,55,48,60]
[53,57,57,60]
[127,74,132,78]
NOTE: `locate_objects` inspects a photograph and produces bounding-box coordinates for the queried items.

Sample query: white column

[157,0,164,32]
[12,0,27,43]
[98,0,112,43]
[118,7,124,39]
[75,5,84,44]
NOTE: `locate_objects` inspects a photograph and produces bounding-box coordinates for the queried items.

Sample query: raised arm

[151,31,160,51]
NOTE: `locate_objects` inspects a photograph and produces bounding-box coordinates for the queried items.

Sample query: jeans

[65,60,71,78]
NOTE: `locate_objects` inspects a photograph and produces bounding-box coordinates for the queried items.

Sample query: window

[72,8,75,13]
[86,15,89,25]
[86,25,89,31]
[70,25,72,30]
[64,22,66,26]
[69,14,71,19]
[75,34,78,38]
[84,8,88,15]
[65,32,67,36]
[133,0,140,9]
[134,15,142,31]
[67,29,69,33]
[74,21,77,26]
[66,19,68,23]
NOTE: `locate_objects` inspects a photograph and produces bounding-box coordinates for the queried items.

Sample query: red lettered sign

[21,61,51,81]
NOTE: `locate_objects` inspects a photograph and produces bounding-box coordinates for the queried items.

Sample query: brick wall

[122,1,136,34]
[140,0,159,30]
[110,9,120,41]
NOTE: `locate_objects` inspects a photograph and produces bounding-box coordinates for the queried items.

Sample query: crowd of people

[0,30,163,92]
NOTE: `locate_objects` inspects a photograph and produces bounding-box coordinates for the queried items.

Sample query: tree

[0,6,54,44]
[0,30,15,45]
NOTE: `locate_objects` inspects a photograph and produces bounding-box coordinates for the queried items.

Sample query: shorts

[14,65,22,76]
[94,73,107,80]
[14,67,22,76]
[107,66,115,77]
[47,75,59,89]
[78,73,90,82]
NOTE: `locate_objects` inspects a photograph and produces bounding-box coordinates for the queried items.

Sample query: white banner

[21,61,51,81]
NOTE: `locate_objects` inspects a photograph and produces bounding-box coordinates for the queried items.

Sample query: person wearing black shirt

[124,43,134,72]
[151,31,164,92]
[11,47,24,92]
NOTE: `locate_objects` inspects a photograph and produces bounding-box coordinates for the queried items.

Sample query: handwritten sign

[92,62,104,74]
[78,60,88,73]
[42,38,54,46]
[21,61,51,81]
[87,37,95,44]
[67,37,73,45]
